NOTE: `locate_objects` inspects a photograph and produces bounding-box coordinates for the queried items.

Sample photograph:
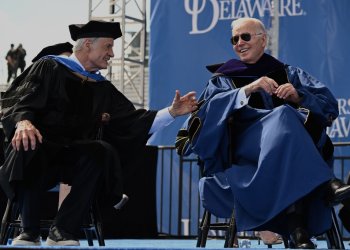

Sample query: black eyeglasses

[230,33,263,45]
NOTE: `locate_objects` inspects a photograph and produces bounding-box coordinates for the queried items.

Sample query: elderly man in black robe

[0,20,197,246]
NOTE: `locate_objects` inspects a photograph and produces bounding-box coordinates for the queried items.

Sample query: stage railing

[156,142,350,239]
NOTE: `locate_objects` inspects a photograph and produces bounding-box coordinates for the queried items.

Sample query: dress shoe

[339,205,350,233]
[46,226,79,246]
[325,178,350,206]
[289,227,315,249]
[12,231,41,246]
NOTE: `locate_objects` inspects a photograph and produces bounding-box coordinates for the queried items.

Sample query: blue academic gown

[176,60,339,236]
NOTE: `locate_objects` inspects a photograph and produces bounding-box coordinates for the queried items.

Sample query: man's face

[232,20,266,64]
[86,38,114,71]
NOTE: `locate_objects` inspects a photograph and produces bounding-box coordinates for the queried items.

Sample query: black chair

[326,208,345,249]
[0,195,105,246]
[196,208,237,248]
[0,113,114,246]
[197,205,343,249]
[196,117,345,249]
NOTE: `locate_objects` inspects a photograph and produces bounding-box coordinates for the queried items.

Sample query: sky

[0,0,140,83]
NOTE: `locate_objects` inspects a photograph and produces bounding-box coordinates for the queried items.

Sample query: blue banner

[149,0,350,145]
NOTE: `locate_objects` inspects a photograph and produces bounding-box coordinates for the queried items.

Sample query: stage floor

[1,238,349,249]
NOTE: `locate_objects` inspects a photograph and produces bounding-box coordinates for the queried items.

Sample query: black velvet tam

[69,20,122,41]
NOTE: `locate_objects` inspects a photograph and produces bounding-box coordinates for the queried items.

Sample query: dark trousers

[286,199,306,234]
[17,141,110,236]
[7,64,13,83]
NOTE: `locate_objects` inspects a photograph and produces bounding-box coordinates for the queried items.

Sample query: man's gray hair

[73,37,100,52]
[231,18,266,33]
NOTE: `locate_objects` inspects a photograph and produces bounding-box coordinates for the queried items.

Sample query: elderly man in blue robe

[176,17,350,249]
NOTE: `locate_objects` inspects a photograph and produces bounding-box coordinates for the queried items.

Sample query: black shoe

[325,178,350,206]
[46,226,80,246]
[12,231,41,246]
[289,227,315,249]
[339,205,350,233]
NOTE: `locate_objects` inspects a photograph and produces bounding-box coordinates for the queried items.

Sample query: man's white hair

[231,17,266,33]
[73,37,100,52]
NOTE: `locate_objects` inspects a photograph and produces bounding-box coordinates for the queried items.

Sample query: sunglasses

[230,33,263,45]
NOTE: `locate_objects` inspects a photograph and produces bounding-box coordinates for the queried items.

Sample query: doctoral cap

[69,20,122,41]
[32,42,73,62]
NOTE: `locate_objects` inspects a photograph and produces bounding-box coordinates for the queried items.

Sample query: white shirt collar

[69,53,85,71]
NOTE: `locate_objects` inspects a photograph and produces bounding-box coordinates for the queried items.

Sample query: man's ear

[262,33,268,48]
[84,38,92,50]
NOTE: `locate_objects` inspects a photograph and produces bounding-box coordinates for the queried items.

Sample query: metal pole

[271,0,279,58]
[88,0,92,20]
[140,0,146,107]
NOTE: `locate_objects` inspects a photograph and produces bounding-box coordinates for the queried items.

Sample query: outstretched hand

[168,90,198,117]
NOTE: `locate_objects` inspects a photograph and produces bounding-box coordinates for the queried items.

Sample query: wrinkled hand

[12,120,43,151]
[243,76,279,96]
[243,77,302,105]
[275,83,301,104]
[168,90,198,117]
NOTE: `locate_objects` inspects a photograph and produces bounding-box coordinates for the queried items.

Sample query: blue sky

[0,0,93,83]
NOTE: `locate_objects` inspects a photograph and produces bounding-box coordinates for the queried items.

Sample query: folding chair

[0,193,105,246]
[196,117,345,249]
[0,113,116,246]
[194,114,236,247]
[325,208,345,249]
[197,207,237,247]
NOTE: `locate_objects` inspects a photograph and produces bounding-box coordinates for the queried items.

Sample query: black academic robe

[0,58,157,202]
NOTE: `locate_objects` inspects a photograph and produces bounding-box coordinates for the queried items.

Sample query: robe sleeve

[1,59,58,139]
[287,66,339,126]
[101,86,157,164]
[106,86,157,141]
[176,76,241,174]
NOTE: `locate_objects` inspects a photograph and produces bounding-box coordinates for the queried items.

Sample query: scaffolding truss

[88,0,148,108]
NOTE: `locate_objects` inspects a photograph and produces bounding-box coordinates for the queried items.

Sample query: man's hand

[12,120,43,151]
[168,90,198,117]
[275,83,302,104]
[243,77,302,105]
[243,76,279,97]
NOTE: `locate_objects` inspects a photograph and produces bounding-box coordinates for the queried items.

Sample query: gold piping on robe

[71,71,97,83]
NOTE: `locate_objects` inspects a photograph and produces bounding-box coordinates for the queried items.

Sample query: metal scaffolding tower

[88,0,148,108]
[267,0,279,58]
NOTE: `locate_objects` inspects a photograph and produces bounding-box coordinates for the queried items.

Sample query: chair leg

[91,202,105,246]
[83,229,94,246]
[95,221,105,246]
[224,210,238,248]
[0,200,11,245]
[196,211,205,247]
[282,236,289,248]
[197,210,211,247]
[0,199,19,245]
[325,208,345,249]
[3,226,15,245]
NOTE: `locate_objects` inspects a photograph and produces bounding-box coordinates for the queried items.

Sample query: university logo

[184,0,305,34]
[327,98,350,141]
